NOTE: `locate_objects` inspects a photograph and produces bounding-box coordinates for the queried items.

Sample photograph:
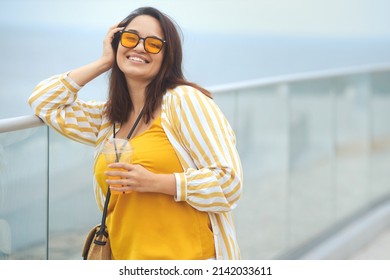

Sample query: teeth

[129,56,145,63]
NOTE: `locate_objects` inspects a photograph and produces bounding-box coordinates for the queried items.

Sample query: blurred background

[1,0,390,259]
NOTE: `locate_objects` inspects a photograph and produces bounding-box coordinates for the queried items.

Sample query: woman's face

[117,15,164,84]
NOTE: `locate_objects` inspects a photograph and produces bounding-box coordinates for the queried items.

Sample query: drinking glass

[101,137,133,194]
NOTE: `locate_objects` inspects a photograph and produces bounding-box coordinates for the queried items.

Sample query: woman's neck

[126,79,147,113]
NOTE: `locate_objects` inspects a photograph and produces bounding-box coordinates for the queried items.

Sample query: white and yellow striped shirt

[29,73,243,259]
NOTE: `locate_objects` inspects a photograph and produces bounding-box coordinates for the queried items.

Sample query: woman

[29,7,242,260]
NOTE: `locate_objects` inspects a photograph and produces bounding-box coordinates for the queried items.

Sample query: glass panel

[370,72,390,202]
[48,130,101,260]
[213,90,238,132]
[0,126,48,259]
[287,79,335,249]
[334,74,371,222]
[227,85,289,259]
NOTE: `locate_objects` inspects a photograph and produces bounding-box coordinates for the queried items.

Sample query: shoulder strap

[113,109,145,140]
[125,109,144,140]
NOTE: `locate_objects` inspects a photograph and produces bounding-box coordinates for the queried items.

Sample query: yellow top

[94,116,215,260]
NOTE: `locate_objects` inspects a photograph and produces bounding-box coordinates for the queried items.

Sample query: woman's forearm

[68,58,112,86]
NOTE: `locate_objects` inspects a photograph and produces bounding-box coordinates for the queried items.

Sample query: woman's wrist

[153,173,177,196]
[96,56,114,73]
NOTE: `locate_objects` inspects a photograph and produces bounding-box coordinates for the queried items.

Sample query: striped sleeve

[28,73,106,146]
[167,86,243,213]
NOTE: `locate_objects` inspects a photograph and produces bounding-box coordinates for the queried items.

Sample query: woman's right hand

[68,24,124,86]
[100,24,124,70]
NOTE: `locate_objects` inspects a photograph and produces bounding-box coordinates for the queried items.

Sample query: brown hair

[106,6,212,124]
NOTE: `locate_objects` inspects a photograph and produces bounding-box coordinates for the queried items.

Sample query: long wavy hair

[105,6,212,124]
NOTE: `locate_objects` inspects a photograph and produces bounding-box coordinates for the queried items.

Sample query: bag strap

[123,109,145,140]
[98,109,144,233]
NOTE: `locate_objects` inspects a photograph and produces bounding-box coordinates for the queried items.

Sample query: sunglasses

[119,30,166,54]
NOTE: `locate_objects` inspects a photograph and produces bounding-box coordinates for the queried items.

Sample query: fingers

[100,23,125,65]
[107,22,125,36]
[107,26,124,37]
[108,162,132,169]
[104,164,153,193]
[104,163,136,179]
[105,164,133,188]
[109,185,134,194]
[106,178,130,186]
[103,27,123,47]
[106,175,134,193]
[103,23,124,45]
[104,169,130,178]
[107,177,137,194]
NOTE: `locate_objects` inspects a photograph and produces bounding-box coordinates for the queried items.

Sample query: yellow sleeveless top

[94,116,215,259]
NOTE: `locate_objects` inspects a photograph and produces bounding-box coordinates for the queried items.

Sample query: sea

[1,24,390,118]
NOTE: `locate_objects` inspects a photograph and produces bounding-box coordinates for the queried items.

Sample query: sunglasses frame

[119,30,166,54]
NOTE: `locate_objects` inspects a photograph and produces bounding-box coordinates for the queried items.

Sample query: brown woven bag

[82,224,111,260]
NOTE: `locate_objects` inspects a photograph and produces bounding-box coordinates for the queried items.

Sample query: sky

[1,0,390,38]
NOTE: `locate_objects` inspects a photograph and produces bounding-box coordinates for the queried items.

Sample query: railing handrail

[208,62,390,93]
[0,115,44,133]
[1,62,390,134]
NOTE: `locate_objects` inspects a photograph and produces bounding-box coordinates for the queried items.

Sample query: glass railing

[0,117,100,260]
[211,64,390,259]
[1,63,390,259]
[0,123,48,259]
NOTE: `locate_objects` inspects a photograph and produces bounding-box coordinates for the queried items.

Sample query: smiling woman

[28,6,243,260]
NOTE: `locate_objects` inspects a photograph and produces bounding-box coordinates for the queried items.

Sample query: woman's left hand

[105,163,177,196]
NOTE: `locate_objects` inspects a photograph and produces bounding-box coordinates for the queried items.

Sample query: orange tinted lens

[145,38,163,53]
[121,33,139,48]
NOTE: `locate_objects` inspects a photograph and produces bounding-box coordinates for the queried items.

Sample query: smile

[127,55,150,64]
